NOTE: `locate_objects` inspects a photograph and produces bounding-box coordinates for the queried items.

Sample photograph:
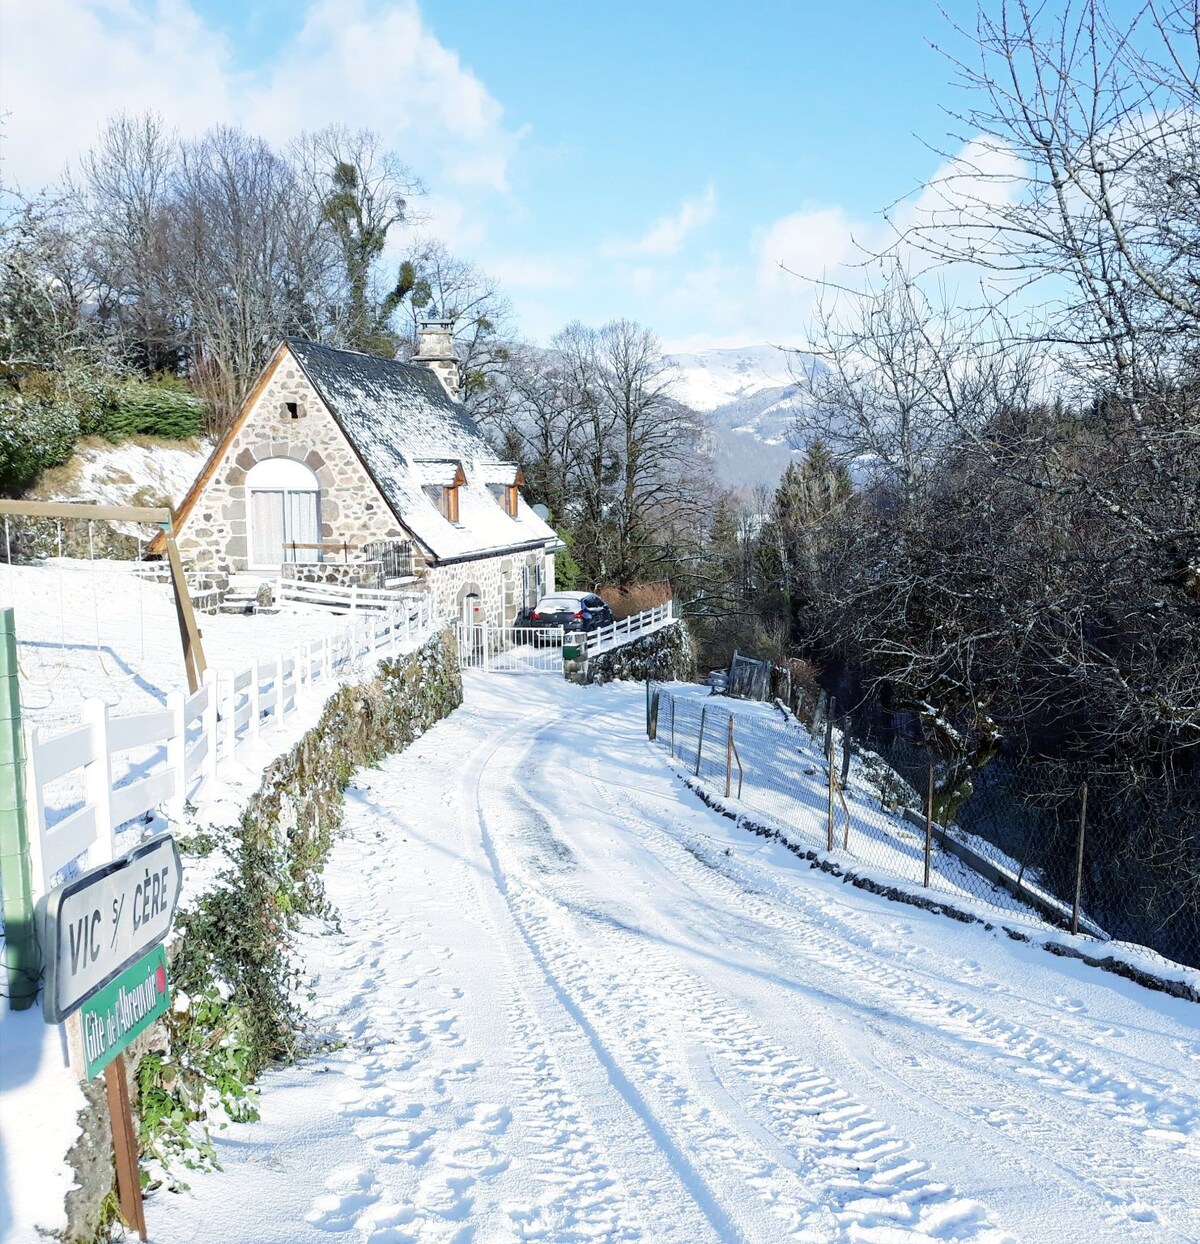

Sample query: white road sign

[42,835,182,1024]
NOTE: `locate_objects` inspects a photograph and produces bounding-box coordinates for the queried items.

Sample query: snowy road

[152,672,1200,1243]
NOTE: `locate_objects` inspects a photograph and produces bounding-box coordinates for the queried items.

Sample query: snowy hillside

[668,345,799,412]
[29,436,210,512]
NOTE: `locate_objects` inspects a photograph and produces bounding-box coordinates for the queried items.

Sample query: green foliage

[0,392,79,495]
[554,525,582,591]
[100,378,206,441]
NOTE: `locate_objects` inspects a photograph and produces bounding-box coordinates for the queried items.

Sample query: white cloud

[485,254,586,291]
[0,0,235,193]
[606,184,716,258]
[0,0,521,200]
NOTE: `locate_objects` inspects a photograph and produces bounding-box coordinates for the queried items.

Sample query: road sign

[72,944,171,1080]
[42,835,181,1024]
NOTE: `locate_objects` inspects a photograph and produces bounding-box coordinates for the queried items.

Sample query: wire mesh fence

[649,684,1200,971]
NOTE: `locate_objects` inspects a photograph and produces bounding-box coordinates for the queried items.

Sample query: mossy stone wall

[586,622,696,686]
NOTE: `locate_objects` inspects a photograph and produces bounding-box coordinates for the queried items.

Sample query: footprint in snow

[305,1165,381,1232]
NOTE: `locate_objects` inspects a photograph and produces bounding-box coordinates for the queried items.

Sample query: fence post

[840,716,852,788]
[650,691,660,741]
[924,765,934,888]
[725,715,734,798]
[275,654,285,725]
[670,697,676,758]
[165,691,186,822]
[249,664,262,747]
[645,679,651,736]
[825,718,835,852]
[1071,781,1088,936]
[202,668,219,785]
[82,698,116,863]
[322,634,331,683]
[695,706,707,777]
[0,607,39,1008]
[219,668,235,763]
[350,584,359,619]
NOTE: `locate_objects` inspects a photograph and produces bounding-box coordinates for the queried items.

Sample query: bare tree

[293,125,424,354]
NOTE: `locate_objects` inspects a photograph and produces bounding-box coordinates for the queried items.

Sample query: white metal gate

[455,624,565,674]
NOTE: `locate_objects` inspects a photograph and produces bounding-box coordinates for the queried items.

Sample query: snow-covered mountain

[668,344,798,413]
[667,345,817,490]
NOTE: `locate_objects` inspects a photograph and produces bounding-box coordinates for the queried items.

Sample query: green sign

[77,944,170,1079]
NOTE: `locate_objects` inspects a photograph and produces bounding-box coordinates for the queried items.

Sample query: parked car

[526,591,614,637]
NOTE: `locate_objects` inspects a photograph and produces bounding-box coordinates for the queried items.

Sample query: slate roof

[285,337,558,563]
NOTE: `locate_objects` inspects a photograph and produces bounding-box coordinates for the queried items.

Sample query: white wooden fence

[275,578,425,615]
[456,602,677,676]
[584,601,675,655]
[23,597,440,900]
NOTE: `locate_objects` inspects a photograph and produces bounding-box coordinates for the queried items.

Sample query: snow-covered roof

[286,338,557,562]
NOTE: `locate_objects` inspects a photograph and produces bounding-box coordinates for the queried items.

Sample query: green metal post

[0,608,39,1009]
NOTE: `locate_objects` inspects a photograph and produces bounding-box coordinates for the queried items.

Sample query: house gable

[170,345,417,574]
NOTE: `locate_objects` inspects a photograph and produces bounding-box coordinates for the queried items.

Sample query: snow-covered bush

[0,393,79,493]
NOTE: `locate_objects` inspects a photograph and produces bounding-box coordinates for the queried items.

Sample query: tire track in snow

[583,741,1200,1240]
[474,714,1014,1242]
[468,740,743,1242]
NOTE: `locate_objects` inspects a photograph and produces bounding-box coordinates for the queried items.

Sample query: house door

[246,458,321,567]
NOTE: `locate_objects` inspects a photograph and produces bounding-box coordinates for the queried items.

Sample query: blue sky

[3,0,994,348]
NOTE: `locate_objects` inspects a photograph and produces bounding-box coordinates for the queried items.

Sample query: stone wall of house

[176,354,419,576]
[427,547,548,626]
[281,560,386,588]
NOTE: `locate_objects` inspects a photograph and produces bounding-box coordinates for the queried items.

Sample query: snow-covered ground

[142,671,1200,1244]
[667,345,796,412]
[0,559,346,736]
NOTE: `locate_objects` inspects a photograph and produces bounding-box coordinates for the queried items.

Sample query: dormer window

[441,483,460,524]
[493,468,524,518]
[423,462,467,524]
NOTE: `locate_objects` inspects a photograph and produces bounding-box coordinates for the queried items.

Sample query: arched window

[246,457,321,567]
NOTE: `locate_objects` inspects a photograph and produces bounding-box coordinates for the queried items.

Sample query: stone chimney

[412,312,460,401]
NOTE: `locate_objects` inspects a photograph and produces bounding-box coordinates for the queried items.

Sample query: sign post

[0,606,39,1008]
[41,835,182,1242]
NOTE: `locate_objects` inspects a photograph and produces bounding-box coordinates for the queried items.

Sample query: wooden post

[162,531,207,694]
[695,706,707,777]
[670,698,676,757]
[249,664,261,746]
[645,679,651,735]
[1071,781,1088,936]
[840,716,852,789]
[825,718,835,852]
[725,715,734,798]
[104,1052,147,1240]
[924,765,934,888]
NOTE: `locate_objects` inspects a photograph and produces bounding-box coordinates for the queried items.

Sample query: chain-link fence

[648,684,1199,971]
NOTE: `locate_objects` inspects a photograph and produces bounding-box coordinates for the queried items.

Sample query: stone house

[159,327,561,625]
